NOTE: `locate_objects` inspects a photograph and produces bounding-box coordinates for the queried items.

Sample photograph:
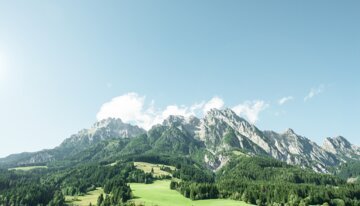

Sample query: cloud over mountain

[96,93,268,129]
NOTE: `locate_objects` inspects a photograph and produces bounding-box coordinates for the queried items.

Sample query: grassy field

[130,180,249,206]
[8,165,48,171]
[65,187,103,206]
[134,162,175,177]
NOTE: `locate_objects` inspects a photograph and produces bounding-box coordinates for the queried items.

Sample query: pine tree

[97,194,104,206]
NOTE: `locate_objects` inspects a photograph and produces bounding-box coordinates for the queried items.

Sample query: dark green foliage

[0,162,150,206]
[104,177,131,203]
[121,134,152,155]
[48,190,65,206]
[0,169,58,205]
[52,162,152,196]
[217,156,344,185]
[172,181,219,200]
[160,165,172,173]
[223,128,240,148]
[170,180,178,190]
[173,164,214,183]
[152,126,202,155]
[334,160,360,180]
[97,193,104,206]
[216,156,360,206]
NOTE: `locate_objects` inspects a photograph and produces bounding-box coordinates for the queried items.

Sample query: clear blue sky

[0,1,359,157]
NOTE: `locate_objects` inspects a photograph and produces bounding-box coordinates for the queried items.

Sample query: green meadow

[65,187,104,206]
[134,161,175,177]
[8,165,48,171]
[130,180,249,206]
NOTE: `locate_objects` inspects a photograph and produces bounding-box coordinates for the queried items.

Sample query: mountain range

[1,108,359,174]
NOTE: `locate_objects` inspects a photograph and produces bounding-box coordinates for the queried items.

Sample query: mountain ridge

[0,108,359,174]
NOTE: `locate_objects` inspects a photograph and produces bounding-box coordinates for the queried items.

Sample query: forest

[0,155,359,206]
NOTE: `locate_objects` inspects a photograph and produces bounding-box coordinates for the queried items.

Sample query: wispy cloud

[278,96,294,105]
[232,101,269,124]
[96,93,268,129]
[202,96,224,113]
[304,85,325,101]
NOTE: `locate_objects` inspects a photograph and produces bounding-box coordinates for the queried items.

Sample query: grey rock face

[323,136,360,160]
[163,108,347,172]
[60,118,146,148]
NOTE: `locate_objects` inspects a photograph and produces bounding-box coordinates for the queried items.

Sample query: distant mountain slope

[0,118,145,167]
[60,118,145,150]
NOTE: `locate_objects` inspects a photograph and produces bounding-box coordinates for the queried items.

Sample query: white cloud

[203,96,224,113]
[304,85,324,101]
[190,102,205,114]
[96,93,268,129]
[96,93,220,130]
[278,96,294,105]
[161,105,193,118]
[96,92,155,129]
[232,101,269,124]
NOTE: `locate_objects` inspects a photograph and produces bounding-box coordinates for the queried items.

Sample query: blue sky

[0,1,359,157]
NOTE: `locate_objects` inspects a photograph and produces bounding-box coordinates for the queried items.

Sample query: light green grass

[65,187,103,206]
[8,165,48,171]
[130,180,249,206]
[105,161,118,166]
[134,162,175,177]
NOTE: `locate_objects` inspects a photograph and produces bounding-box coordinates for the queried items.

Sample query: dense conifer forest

[0,154,359,206]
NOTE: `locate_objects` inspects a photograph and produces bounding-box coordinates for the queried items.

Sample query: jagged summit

[61,117,146,148]
[323,136,360,159]
[205,108,248,122]
[284,128,296,135]
[93,117,123,128]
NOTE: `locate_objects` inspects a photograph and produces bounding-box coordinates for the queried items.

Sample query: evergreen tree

[97,194,104,206]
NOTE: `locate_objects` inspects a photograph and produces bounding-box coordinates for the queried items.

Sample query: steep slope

[323,136,360,161]
[196,109,268,156]
[263,129,339,172]
[195,109,340,172]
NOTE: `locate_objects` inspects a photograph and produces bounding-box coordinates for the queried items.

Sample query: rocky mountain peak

[206,108,238,119]
[333,136,352,148]
[323,136,360,159]
[162,115,186,126]
[92,117,123,128]
[204,108,250,128]
[284,128,296,135]
[61,118,146,148]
